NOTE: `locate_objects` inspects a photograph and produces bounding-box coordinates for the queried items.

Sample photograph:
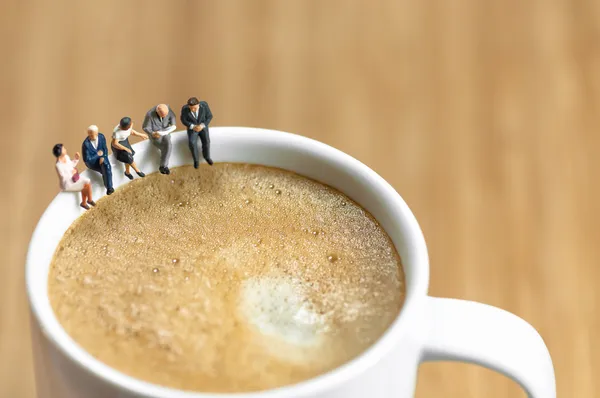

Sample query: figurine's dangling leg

[131,161,145,178]
[124,164,134,180]
[80,183,92,210]
[200,128,213,166]
[188,130,200,169]
[86,183,96,207]
[160,135,173,174]
[99,157,114,195]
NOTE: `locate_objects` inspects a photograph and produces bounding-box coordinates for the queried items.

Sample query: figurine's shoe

[159,167,168,175]
[107,188,115,195]
[124,172,134,180]
[205,158,214,166]
[136,171,146,178]
[80,203,90,210]
[87,200,96,207]
[194,161,199,169]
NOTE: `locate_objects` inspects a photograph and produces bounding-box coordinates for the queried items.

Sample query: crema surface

[48,163,405,393]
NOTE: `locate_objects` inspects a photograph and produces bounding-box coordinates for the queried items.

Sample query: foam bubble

[239,276,325,348]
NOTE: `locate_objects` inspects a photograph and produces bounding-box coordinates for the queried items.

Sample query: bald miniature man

[82,125,114,195]
[142,103,177,174]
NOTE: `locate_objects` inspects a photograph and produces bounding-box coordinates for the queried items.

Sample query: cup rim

[26,126,429,397]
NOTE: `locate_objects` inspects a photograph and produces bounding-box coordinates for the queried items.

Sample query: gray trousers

[150,134,172,168]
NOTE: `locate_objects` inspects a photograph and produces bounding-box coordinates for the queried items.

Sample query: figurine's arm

[112,138,132,153]
[131,129,148,140]
[72,153,80,167]
[81,142,93,165]
[98,135,108,156]
[203,103,213,126]
[142,113,154,137]
[56,165,71,189]
[180,109,193,129]
[183,110,199,131]
[167,109,176,127]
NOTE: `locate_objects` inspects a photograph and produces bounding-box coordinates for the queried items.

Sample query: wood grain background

[1,0,597,396]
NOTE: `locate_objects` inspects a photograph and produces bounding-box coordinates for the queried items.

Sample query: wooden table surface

[1,0,597,396]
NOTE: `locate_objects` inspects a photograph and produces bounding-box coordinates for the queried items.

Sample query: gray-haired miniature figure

[112,117,148,180]
[142,104,177,175]
[82,125,114,195]
[53,144,95,210]
[180,97,213,168]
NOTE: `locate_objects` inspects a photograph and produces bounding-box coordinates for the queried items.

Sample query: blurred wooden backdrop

[1,0,597,396]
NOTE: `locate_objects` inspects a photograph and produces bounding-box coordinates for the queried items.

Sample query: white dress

[55,155,90,192]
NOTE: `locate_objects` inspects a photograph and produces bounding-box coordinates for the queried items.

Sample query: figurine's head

[156,104,169,118]
[52,143,65,158]
[87,125,99,140]
[119,117,133,130]
[187,97,200,113]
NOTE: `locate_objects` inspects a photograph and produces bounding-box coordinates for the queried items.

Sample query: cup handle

[421,297,556,398]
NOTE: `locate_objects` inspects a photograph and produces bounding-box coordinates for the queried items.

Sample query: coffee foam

[240,276,325,350]
[48,163,405,392]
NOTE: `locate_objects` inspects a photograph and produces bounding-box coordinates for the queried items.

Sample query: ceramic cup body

[26,127,556,398]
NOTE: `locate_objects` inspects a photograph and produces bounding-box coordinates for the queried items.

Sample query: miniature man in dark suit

[82,125,114,195]
[142,103,177,174]
[180,97,213,168]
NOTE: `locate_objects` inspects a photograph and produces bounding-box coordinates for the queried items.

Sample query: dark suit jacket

[82,133,109,168]
[180,101,213,131]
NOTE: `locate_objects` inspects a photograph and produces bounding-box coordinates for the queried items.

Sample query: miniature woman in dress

[53,144,95,210]
[111,116,148,179]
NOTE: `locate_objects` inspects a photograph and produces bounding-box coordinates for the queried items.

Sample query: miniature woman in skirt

[111,117,148,179]
[53,144,95,210]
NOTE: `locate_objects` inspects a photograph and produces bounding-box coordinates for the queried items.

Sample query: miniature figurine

[53,144,95,210]
[82,125,114,195]
[142,103,177,174]
[180,97,213,168]
[111,117,148,180]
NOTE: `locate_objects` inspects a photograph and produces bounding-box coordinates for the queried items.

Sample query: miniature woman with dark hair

[53,144,95,210]
[111,117,147,180]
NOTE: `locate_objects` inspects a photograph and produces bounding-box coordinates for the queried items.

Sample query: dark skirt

[112,139,135,165]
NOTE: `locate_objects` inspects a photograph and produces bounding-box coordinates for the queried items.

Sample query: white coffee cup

[27,127,556,398]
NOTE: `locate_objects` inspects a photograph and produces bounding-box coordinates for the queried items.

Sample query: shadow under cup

[26,127,428,398]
